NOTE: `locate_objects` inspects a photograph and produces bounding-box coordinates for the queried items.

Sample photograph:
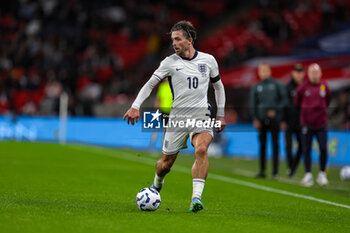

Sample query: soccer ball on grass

[136,187,161,211]
[340,166,350,181]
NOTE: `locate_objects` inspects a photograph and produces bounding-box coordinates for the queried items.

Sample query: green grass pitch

[1,141,350,233]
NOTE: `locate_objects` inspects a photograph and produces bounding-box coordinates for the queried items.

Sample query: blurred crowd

[201,0,350,67]
[0,0,232,116]
[0,0,349,129]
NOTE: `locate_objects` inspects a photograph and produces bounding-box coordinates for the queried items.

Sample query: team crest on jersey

[320,84,326,97]
[198,64,207,77]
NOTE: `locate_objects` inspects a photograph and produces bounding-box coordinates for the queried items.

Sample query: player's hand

[216,116,226,132]
[267,110,276,118]
[253,119,261,129]
[280,121,288,131]
[123,108,140,125]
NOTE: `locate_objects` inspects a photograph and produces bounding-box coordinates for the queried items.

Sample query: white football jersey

[152,50,220,118]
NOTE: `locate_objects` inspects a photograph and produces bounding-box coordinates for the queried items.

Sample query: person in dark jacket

[250,63,288,178]
[283,64,305,177]
[294,63,331,187]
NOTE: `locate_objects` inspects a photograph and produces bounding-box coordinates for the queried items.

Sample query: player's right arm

[294,82,304,107]
[123,75,161,125]
[124,58,171,125]
[249,85,261,129]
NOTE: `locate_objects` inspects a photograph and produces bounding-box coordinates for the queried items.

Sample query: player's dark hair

[170,21,196,43]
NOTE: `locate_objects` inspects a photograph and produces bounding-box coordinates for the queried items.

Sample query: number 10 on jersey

[187,76,198,89]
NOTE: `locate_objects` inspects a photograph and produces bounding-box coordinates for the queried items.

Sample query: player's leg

[257,123,267,177]
[151,153,178,192]
[271,121,280,178]
[315,127,328,185]
[285,128,293,174]
[189,131,212,212]
[191,132,212,179]
[301,127,314,186]
[152,129,188,192]
[292,128,303,176]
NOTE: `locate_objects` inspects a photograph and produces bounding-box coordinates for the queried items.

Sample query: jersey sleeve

[153,57,172,80]
[294,82,305,107]
[209,55,220,82]
[212,79,226,117]
[249,85,258,120]
[325,82,331,107]
[131,75,161,110]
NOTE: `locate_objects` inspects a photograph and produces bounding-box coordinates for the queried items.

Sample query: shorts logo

[198,64,207,77]
[143,109,162,129]
[164,140,169,148]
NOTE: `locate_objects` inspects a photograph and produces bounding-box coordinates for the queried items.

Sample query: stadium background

[0,0,350,164]
[1,1,350,232]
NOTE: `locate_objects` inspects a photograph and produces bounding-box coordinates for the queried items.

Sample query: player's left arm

[209,55,226,132]
[325,82,332,107]
[276,81,288,123]
[294,82,304,107]
[212,78,226,132]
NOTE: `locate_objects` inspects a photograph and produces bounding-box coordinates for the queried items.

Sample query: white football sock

[153,173,165,189]
[192,179,205,199]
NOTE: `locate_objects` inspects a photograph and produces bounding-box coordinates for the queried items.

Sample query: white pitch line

[71,146,350,210]
[207,173,350,210]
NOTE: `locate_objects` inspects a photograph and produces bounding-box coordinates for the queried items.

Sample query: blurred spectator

[294,63,331,187]
[329,88,350,130]
[0,82,10,114]
[250,63,288,179]
[283,64,305,177]
[39,75,62,115]
[224,105,238,125]
[78,80,102,116]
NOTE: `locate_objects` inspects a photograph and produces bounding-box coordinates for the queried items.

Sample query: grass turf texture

[0,141,349,233]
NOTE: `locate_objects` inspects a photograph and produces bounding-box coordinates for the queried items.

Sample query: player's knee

[195,144,208,156]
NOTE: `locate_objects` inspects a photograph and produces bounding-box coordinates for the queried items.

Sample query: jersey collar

[180,50,198,61]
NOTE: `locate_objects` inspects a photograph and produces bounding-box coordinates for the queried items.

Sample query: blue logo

[198,64,206,72]
[198,64,207,77]
[143,109,162,129]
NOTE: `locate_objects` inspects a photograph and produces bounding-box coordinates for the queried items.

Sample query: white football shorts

[161,118,214,155]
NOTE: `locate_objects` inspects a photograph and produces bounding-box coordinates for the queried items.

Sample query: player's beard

[175,46,189,57]
[174,47,182,55]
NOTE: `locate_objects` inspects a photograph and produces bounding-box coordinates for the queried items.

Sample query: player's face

[171,30,192,56]
[292,70,305,84]
[258,64,271,80]
[308,64,322,84]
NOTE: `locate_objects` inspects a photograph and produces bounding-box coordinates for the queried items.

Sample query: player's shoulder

[197,51,216,61]
[296,80,308,91]
[165,54,181,62]
[251,81,260,90]
[159,54,180,66]
[319,80,329,86]
[273,78,285,87]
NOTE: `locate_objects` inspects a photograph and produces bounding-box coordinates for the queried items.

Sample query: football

[136,187,161,211]
[340,166,350,181]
